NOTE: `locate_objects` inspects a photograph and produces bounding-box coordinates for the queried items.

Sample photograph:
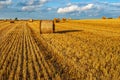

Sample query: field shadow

[55,30,83,33]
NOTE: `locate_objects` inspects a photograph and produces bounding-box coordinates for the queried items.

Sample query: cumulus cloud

[110,3,120,7]
[0,0,12,8]
[81,4,94,10]
[21,0,49,11]
[47,7,52,11]
[57,5,79,13]
[57,4,94,14]
[27,0,34,5]
[40,0,48,4]
[22,6,36,11]
[67,3,72,6]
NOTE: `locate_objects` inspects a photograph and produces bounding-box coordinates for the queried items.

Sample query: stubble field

[0,19,120,80]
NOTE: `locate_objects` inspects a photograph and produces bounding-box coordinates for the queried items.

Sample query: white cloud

[47,8,52,11]
[57,5,79,13]
[21,4,44,11]
[40,0,48,4]
[110,3,120,7]
[81,4,93,10]
[27,0,34,5]
[67,3,72,6]
[22,6,36,11]
[57,4,94,14]
[21,0,49,11]
[0,0,12,8]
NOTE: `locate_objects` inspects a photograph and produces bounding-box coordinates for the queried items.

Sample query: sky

[0,0,120,19]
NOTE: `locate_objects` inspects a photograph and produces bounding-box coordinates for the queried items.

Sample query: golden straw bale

[40,20,55,34]
[54,18,60,23]
[10,20,14,23]
[61,18,66,22]
[29,19,33,22]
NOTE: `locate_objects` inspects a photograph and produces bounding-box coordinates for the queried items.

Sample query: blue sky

[0,0,120,19]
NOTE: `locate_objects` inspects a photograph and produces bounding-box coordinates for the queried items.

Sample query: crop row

[0,21,61,80]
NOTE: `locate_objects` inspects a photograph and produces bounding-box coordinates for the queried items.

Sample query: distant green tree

[15,17,18,21]
[108,17,113,19]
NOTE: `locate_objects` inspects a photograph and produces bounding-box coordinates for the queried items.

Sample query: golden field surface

[0,19,120,80]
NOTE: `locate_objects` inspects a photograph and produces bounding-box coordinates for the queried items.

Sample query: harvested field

[0,19,120,80]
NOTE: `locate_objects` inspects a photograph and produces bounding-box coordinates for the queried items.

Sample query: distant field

[0,19,120,80]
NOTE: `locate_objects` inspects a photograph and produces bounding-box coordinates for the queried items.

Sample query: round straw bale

[118,16,120,19]
[54,18,60,23]
[10,20,14,23]
[61,18,66,22]
[40,20,55,34]
[29,19,33,22]
[102,16,106,19]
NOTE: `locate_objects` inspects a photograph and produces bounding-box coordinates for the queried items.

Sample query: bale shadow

[55,30,83,33]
